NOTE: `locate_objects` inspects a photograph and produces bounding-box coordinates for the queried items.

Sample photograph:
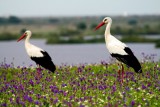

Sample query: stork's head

[102,17,112,24]
[95,17,112,30]
[17,30,32,42]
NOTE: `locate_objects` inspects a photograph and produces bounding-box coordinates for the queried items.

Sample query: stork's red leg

[117,63,121,82]
[121,64,124,84]
[36,64,41,80]
[118,69,121,78]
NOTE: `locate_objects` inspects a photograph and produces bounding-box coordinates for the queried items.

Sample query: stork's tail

[47,62,56,73]
[133,65,142,73]
[135,68,142,73]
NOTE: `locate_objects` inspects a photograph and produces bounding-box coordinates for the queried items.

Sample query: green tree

[77,22,87,30]
[0,17,7,24]
[20,28,27,34]
[128,19,137,26]
[8,16,22,24]
[114,26,122,34]
[90,23,97,29]
[49,18,59,24]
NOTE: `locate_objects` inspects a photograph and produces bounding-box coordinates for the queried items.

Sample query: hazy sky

[0,0,160,17]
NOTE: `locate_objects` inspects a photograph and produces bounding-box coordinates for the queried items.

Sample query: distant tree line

[111,25,160,35]
[1,15,160,42]
[0,16,22,24]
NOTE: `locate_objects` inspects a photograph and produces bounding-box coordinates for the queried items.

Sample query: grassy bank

[0,58,160,106]
[0,32,160,48]
[0,15,160,47]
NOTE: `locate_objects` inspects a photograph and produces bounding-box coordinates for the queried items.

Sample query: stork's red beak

[95,22,105,30]
[17,33,26,42]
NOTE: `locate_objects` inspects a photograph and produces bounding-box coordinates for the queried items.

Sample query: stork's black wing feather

[124,47,134,55]
[41,51,52,60]
[111,47,142,73]
[30,51,56,73]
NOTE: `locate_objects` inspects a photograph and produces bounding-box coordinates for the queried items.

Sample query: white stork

[95,17,142,79]
[17,30,56,73]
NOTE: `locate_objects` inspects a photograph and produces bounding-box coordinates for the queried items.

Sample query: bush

[121,36,156,43]
[46,33,60,44]
[155,40,160,48]
[59,28,80,36]
[0,33,18,41]
[8,16,22,24]
[77,22,87,30]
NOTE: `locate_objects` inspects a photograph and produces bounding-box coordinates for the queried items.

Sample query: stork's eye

[104,19,107,22]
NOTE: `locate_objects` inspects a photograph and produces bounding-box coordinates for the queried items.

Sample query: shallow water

[0,39,160,67]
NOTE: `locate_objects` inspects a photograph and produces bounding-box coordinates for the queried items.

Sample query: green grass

[0,59,160,107]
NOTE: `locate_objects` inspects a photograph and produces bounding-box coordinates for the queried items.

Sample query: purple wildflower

[147,82,151,87]
[79,104,85,107]
[142,84,147,90]
[80,77,85,82]
[36,67,42,72]
[13,84,18,89]
[45,77,52,82]
[98,85,104,90]
[28,96,33,103]
[23,95,33,103]
[17,66,20,68]
[112,85,116,92]
[53,98,58,104]
[43,96,46,99]
[107,96,111,100]
[36,94,41,99]
[125,86,130,91]
[77,67,83,72]
[131,100,135,106]
[70,96,73,100]
[16,97,20,104]
[52,88,59,93]
[20,101,25,106]
[62,83,67,87]
[88,67,92,70]
[101,60,108,66]
[10,98,13,102]
[63,91,67,96]
[50,98,53,102]
[23,95,28,101]
[1,103,7,107]
[19,84,24,91]
[29,79,34,86]
[35,100,39,105]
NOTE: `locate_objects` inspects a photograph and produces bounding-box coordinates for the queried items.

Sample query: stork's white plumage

[17,30,56,73]
[95,17,142,73]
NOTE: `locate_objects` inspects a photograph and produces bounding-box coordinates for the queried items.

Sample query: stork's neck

[105,21,112,36]
[25,35,31,46]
